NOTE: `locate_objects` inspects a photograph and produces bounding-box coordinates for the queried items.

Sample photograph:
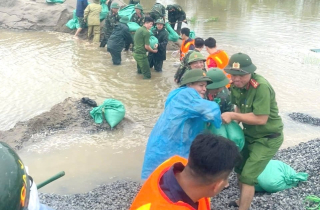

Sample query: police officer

[148,19,168,72]
[221,53,284,210]
[206,68,233,113]
[107,16,133,65]
[100,2,120,47]
[130,4,145,26]
[149,1,166,22]
[174,51,206,84]
[166,4,187,34]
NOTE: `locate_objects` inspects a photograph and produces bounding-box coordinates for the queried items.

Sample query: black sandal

[228,201,239,208]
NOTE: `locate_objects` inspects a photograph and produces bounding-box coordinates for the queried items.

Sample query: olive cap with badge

[155,19,165,25]
[111,2,120,9]
[180,69,212,87]
[224,53,257,75]
[134,4,143,11]
[187,51,206,64]
[206,68,230,90]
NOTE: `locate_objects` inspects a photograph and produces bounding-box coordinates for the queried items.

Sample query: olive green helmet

[206,68,230,89]
[155,18,165,25]
[134,3,143,11]
[188,51,206,64]
[0,142,31,210]
[111,2,120,9]
[180,69,212,87]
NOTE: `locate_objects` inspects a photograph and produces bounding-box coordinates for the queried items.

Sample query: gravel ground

[289,112,320,126]
[39,138,320,210]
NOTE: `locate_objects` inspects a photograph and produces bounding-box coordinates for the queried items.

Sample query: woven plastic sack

[207,121,244,151]
[100,3,109,20]
[118,4,135,20]
[189,30,196,39]
[127,22,140,32]
[149,36,159,50]
[66,10,79,30]
[165,22,180,42]
[255,160,308,193]
[46,0,65,3]
[103,99,126,128]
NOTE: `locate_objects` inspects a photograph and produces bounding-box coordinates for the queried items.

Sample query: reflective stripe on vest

[180,40,195,61]
[130,155,211,210]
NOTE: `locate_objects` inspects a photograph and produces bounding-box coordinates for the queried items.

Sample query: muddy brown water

[1,0,320,194]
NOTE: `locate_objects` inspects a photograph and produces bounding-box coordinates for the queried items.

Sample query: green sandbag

[100,3,109,20]
[149,36,159,50]
[66,10,80,30]
[127,22,140,32]
[189,30,195,39]
[165,22,180,42]
[103,99,126,128]
[118,5,135,20]
[90,106,104,124]
[207,123,228,138]
[225,121,245,151]
[46,0,65,3]
[255,160,308,193]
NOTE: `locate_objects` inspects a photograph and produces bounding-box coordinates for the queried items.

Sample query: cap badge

[203,72,206,76]
[232,62,240,69]
[194,55,197,58]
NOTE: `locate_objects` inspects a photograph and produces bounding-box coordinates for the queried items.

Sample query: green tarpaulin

[118,5,135,20]
[46,0,65,3]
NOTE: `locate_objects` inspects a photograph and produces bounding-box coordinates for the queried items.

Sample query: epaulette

[249,78,259,89]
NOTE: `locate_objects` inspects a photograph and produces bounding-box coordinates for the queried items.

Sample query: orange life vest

[180,40,195,61]
[206,50,231,88]
[130,156,211,210]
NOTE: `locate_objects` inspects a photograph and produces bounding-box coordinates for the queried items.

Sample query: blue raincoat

[141,87,222,180]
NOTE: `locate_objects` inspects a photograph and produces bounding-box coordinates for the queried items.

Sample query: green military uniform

[129,0,140,4]
[166,4,186,34]
[149,3,166,22]
[225,53,284,186]
[133,26,151,79]
[206,68,233,113]
[100,2,120,47]
[130,12,145,26]
[148,19,168,72]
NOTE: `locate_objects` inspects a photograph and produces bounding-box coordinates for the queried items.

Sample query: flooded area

[1,0,320,194]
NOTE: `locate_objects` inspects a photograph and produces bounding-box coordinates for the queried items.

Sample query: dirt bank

[0,97,133,150]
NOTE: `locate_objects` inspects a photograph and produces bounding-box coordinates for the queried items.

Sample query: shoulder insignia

[249,79,259,89]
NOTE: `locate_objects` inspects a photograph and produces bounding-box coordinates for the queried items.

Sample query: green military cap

[155,18,165,24]
[134,3,143,11]
[224,52,256,75]
[180,69,212,87]
[188,51,206,64]
[111,2,120,9]
[206,68,230,90]
[119,16,129,23]
[0,142,31,210]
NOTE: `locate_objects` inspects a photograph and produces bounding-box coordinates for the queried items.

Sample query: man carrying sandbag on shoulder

[221,53,284,210]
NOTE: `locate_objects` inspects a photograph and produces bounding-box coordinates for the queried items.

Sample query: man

[204,37,231,88]
[149,1,166,22]
[130,4,145,26]
[175,50,206,84]
[130,133,241,210]
[206,68,233,113]
[174,37,205,83]
[221,53,284,210]
[166,4,187,34]
[107,16,133,65]
[148,19,168,72]
[100,2,120,47]
[129,0,140,4]
[180,28,195,61]
[74,0,88,39]
[133,17,158,79]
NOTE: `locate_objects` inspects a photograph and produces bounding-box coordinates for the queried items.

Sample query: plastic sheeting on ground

[207,121,245,151]
[90,99,125,128]
[127,22,140,32]
[141,87,222,180]
[165,22,180,42]
[118,4,135,20]
[46,0,65,3]
[255,160,308,193]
